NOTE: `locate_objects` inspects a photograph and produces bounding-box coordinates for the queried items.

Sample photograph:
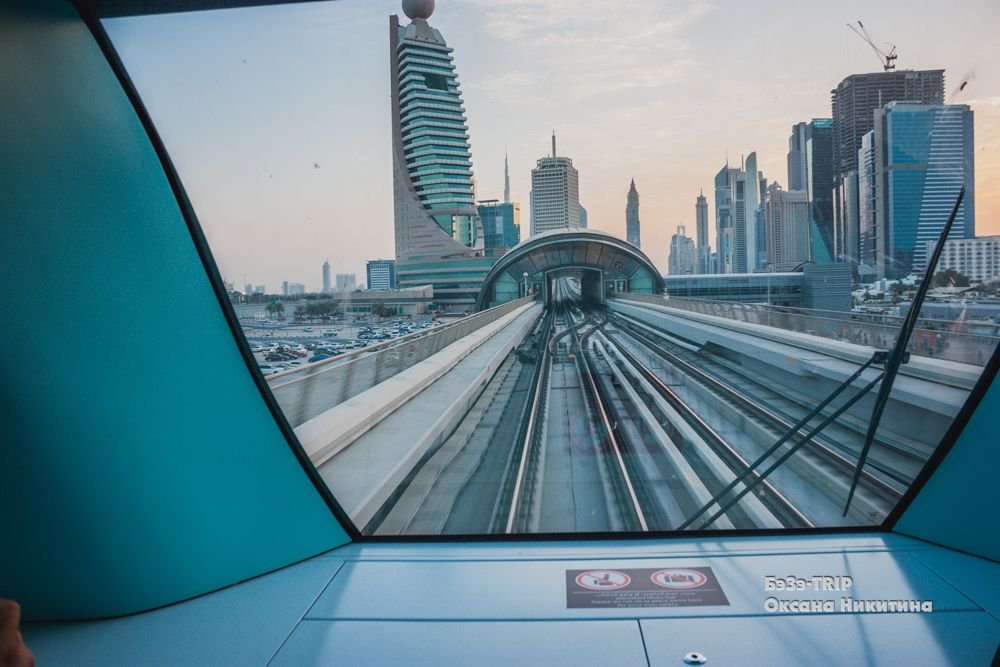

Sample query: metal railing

[615,293,999,366]
[266,296,536,427]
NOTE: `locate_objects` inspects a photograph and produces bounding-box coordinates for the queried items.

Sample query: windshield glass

[104,0,1000,536]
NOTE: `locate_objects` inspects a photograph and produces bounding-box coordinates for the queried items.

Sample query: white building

[764,183,810,271]
[668,226,697,276]
[335,273,357,292]
[926,236,1000,284]
[530,132,580,236]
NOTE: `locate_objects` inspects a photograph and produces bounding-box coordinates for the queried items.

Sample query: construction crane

[847,20,897,72]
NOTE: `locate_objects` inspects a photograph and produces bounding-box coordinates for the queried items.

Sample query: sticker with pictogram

[575,570,631,591]
[566,566,728,609]
[651,568,708,589]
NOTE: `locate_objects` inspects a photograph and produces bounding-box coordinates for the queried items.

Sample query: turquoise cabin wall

[894,355,1000,562]
[0,0,349,620]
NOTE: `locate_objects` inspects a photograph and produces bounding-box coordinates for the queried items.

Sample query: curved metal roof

[475,228,664,310]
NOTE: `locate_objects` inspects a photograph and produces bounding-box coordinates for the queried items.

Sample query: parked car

[309,353,332,363]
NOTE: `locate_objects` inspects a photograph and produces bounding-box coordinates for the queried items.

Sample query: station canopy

[475,229,665,310]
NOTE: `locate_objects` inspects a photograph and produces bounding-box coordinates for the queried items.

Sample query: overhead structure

[474,228,664,310]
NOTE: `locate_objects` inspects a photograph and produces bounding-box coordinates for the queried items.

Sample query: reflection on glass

[105,0,999,536]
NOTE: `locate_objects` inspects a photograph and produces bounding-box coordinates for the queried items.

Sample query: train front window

[104,0,1000,536]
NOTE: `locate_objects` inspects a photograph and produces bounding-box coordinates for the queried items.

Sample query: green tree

[932,269,970,288]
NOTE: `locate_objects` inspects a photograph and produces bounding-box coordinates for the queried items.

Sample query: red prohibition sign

[650,568,707,589]
[576,570,631,591]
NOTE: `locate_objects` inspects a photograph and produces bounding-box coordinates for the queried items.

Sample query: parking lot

[239,317,441,375]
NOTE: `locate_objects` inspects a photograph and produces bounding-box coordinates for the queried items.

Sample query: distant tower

[503,151,511,203]
[626,179,640,248]
[530,132,580,236]
[322,259,331,294]
[695,189,708,248]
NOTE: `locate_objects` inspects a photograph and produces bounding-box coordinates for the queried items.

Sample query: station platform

[24,533,999,665]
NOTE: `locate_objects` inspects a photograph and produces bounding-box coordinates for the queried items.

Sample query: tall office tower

[764,183,810,271]
[743,152,761,272]
[477,199,521,257]
[321,259,331,294]
[714,164,734,274]
[858,130,878,271]
[668,225,697,276]
[625,179,641,248]
[389,1,494,308]
[695,189,709,273]
[281,280,289,296]
[366,259,397,291]
[730,165,748,273]
[805,118,834,263]
[578,205,588,229]
[787,122,808,192]
[831,69,945,263]
[530,132,580,236]
[335,273,357,292]
[873,102,974,279]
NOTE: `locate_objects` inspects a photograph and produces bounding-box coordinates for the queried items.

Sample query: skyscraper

[321,259,331,294]
[477,200,521,257]
[578,205,588,229]
[858,130,878,271]
[805,118,834,264]
[668,226,697,276]
[530,132,580,236]
[714,164,734,274]
[695,189,709,273]
[764,183,810,271]
[389,1,494,307]
[503,151,511,203]
[831,69,945,263]
[626,179,640,248]
[743,152,761,273]
[872,102,974,279]
[787,122,808,192]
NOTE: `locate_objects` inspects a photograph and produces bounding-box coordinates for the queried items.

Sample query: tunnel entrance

[544,268,604,307]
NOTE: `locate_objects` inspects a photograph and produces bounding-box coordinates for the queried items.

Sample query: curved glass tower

[390,3,494,309]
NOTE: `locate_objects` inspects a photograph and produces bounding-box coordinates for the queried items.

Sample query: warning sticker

[566,567,729,609]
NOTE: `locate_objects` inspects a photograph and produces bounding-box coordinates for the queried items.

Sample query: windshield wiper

[843,186,966,515]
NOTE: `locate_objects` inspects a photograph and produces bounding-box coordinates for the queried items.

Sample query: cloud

[457,0,715,105]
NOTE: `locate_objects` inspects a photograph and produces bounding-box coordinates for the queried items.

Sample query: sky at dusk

[106,0,1000,291]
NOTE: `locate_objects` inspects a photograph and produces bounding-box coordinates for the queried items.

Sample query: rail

[615,293,999,366]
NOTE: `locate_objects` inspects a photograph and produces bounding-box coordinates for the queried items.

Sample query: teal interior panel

[894,356,1000,561]
[270,620,649,667]
[641,612,999,666]
[0,0,349,620]
[22,558,344,666]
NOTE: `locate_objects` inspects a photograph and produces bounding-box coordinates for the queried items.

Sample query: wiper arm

[843,187,966,516]
[677,353,884,530]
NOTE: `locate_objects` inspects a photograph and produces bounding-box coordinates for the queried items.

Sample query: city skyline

[106,0,1000,291]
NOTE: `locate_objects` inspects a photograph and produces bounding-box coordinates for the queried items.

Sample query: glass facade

[877,103,974,278]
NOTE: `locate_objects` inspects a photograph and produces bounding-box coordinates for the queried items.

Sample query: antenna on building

[551,131,556,158]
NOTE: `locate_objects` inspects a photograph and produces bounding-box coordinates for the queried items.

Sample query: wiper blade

[842,187,966,516]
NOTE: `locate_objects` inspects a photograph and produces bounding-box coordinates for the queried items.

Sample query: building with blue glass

[476,200,521,257]
[389,2,495,308]
[873,102,975,278]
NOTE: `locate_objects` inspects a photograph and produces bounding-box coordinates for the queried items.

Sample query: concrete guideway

[608,299,971,449]
[312,303,543,530]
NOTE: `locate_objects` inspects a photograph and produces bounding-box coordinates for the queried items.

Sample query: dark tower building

[626,179,640,248]
[830,69,945,263]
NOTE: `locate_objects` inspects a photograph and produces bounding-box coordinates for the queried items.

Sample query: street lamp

[523,271,529,298]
